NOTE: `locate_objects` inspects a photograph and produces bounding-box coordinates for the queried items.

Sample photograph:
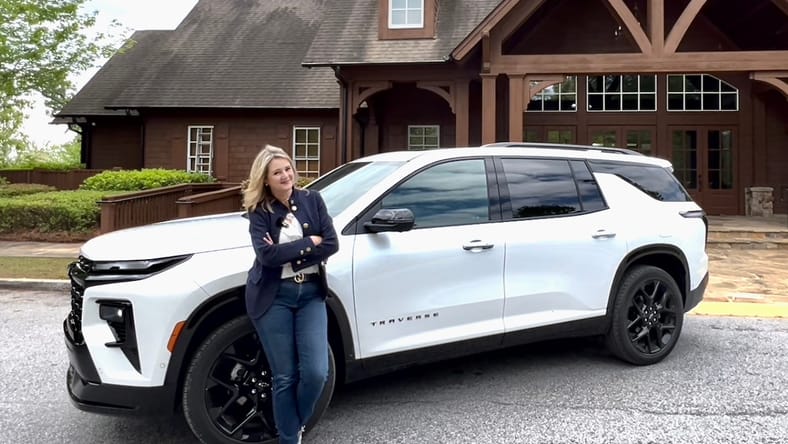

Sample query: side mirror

[364,208,415,233]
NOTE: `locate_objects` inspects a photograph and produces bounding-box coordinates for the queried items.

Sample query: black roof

[57,0,338,118]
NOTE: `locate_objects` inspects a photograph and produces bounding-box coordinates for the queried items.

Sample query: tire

[606,265,684,365]
[182,315,336,444]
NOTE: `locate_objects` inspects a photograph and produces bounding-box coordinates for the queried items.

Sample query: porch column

[481,74,497,144]
[508,74,525,142]
[455,79,470,147]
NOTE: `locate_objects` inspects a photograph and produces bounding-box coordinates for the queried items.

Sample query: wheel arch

[606,245,690,322]
[163,285,355,413]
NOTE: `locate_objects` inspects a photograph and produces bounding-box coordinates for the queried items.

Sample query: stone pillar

[745,187,774,216]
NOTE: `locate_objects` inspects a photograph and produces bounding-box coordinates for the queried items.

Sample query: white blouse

[278,212,319,279]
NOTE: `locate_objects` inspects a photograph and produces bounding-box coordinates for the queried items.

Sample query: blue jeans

[251,280,328,444]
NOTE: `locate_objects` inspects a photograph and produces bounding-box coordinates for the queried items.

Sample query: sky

[21,0,199,147]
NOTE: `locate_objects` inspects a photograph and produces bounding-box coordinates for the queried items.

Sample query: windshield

[307,161,403,217]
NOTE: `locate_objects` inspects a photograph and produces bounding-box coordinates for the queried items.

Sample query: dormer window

[389,0,423,29]
[379,0,435,40]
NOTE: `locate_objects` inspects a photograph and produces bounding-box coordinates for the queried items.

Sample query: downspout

[333,66,349,164]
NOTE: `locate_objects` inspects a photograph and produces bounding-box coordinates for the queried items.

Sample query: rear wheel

[182,315,335,443]
[606,265,684,365]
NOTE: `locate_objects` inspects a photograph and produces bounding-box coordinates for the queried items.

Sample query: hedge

[81,168,216,191]
[0,183,57,198]
[0,191,111,233]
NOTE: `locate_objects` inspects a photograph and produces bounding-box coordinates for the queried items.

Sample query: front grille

[64,254,191,346]
[66,257,91,344]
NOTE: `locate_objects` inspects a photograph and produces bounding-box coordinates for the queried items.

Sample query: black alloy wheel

[183,315,335,444]
[606,265,684,365]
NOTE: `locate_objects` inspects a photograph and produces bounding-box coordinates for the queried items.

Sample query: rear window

[589,161,691,202]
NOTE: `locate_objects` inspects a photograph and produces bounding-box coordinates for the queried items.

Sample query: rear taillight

[680,210,708,244]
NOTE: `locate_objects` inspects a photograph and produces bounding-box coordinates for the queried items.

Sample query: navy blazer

[244,188,339,319]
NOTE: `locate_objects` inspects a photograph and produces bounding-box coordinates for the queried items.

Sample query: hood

[81,212,251,261]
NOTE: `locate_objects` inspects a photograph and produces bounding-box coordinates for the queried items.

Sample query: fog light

[99,304,126,323]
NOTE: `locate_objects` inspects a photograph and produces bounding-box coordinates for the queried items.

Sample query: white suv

[64,143,708,444]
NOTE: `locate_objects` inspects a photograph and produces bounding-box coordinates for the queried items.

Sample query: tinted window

[569,160,606,211]
[501,158,581,218]
[382,159,489,228]
[589,161,692,202]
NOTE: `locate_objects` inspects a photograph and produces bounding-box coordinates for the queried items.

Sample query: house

[56,0,788,215]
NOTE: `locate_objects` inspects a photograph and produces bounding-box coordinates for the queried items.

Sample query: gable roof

[58,0,338,118]
[303,0,501,66]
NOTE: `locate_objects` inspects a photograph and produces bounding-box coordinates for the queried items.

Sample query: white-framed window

[408,125,439,150]
[187,126,214,175]
[667,74,739,111]
[587,75,657,112]
[527,76,577,112]
[293,126,321,178]
[389,0,423,29]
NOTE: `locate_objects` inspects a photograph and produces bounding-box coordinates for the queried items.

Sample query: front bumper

[65,319,174,416]
[685,271,708,312]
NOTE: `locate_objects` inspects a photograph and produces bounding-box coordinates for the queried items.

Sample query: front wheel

[182,315,336,443]
[606,265,684,365]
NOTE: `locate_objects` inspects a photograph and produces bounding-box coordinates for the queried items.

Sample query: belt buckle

[294,273,305,283]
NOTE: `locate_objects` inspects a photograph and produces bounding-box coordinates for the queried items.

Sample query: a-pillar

[508,74,525,142]
[481,74,497,144]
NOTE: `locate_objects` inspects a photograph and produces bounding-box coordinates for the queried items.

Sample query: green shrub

[80,168,216,191]
[0,183,57,198]
[0,191,109,233]
[0,176,8,186]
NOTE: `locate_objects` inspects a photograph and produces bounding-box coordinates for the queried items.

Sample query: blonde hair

[242,144,300,212]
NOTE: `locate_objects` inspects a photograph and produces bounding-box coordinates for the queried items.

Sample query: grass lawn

[0,257,73,280]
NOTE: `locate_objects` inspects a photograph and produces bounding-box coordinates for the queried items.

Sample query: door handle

[592,229,617,239]
[463,240,494,251]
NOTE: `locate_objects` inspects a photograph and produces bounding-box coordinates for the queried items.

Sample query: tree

[0,0,123,161]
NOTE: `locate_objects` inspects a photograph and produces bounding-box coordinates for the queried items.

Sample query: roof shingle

[303,0,501,65]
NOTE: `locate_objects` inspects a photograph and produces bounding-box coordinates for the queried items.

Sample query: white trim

[388,0,424,29]
[586,75,657,112]
[666,74,739,112]
[186,125,214,176]
[292,126,321,178]
[407,125,440,150]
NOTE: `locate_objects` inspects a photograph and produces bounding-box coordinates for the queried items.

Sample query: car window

[569,160,607,212]
[308,161,404,217]
[589,161,692,202]
[500,158,582,218]
[381,159,490,229]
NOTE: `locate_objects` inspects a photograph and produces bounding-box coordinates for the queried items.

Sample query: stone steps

[708,230,788,250]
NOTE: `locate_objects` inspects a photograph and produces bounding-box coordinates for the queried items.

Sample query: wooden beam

[508,75,525,142]
[416,81,455,113]
[751,71,788,98]
[606,0,652,54]
[490,0,547,54]
[771,0,788,17]
[454,80,470,147]
[664,0,706,54]
[481,74,496,144]
[493,51,788,74]
[452,0,521,61]
[482,31,491,73]
[649,0,665,55]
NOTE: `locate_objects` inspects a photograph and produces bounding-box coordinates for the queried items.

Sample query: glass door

[670,127,736,214]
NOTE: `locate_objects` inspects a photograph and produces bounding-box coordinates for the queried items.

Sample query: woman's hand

[263,232,274,245]
[310,235,323,246]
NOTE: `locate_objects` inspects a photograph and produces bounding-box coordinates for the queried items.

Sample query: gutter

[333,66,350,165]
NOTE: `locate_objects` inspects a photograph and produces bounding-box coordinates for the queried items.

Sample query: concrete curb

[0,278,70,292]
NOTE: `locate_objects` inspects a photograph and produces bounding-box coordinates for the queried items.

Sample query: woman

[243,145,338,444]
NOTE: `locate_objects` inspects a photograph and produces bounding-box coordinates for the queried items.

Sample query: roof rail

[482,142,644,156]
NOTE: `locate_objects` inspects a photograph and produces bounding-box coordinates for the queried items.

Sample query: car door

[495,157,628,333]
[351,157,506,358]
